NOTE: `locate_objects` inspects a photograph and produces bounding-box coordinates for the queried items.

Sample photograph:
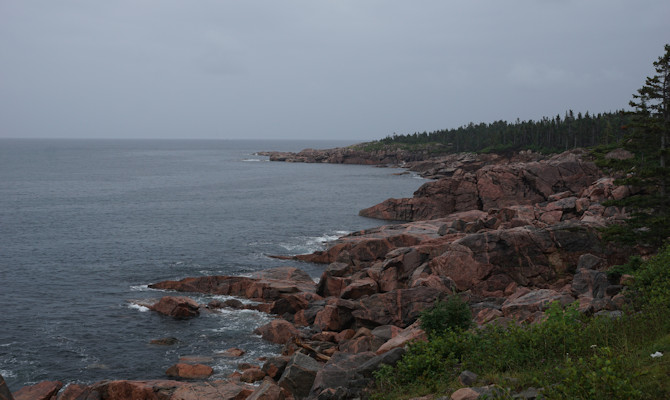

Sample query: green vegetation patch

[371,245,670,400]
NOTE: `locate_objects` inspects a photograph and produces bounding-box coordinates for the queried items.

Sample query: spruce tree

[604,44,670,248]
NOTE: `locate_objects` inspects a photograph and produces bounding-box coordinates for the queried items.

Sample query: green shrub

[419,295,472,336]
[542,347,642,400]
[606,255,643,283]
[632,245,670,307]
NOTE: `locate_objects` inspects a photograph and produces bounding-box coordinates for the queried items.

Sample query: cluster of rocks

[9,148,639,399]
[257,145,437,166]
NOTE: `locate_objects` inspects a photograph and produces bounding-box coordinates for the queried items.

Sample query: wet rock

[0,374,13,400]
[165,363,214,380]
[208,298,244,309]
[150,337,180,346]
[216,348,246,358]
[150,296,200,319]
[12,381,63,400]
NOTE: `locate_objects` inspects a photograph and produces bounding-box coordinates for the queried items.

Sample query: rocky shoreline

[4,147,639,400]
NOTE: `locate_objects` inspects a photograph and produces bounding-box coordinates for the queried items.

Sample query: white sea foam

[242,158,265,162]
[211,295,258,305]
[129,284,149,291]
[0,369,16,378]
[279,231,350,254]
[127,302,150,312]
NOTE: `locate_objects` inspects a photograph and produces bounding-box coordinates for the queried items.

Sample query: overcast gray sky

[1,1,668,141]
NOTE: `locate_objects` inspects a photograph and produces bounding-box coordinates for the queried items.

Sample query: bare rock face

[352,287,444,328]
[150,296,200,319]
[501,289,574,322]
[360,150,601,221]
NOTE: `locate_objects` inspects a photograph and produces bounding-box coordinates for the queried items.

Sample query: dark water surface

[0,139,422,389]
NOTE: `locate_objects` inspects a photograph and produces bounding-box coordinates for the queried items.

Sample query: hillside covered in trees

[362,110,631,155]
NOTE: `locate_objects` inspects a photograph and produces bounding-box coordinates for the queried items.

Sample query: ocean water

[0,139,422,390]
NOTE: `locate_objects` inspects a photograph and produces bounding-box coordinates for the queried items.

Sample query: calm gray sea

[0,139,422,390]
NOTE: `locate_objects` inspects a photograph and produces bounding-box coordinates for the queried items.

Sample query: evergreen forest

[366,110,631,155]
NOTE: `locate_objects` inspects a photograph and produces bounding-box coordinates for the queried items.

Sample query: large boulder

[277,353,323,399]
[308,352,376,400]
[150,296,200,319]
[89,380,186,400]
[352,287,444,328]
[12,381,62,400]
[254,319,302,345]
[56,384,97,400]
[313,299,358,332]
[165,363,214,379]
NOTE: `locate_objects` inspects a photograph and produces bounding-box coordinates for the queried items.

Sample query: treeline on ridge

[367,110,631,154]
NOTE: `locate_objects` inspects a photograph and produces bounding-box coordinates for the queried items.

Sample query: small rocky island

[5,146,639,400]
